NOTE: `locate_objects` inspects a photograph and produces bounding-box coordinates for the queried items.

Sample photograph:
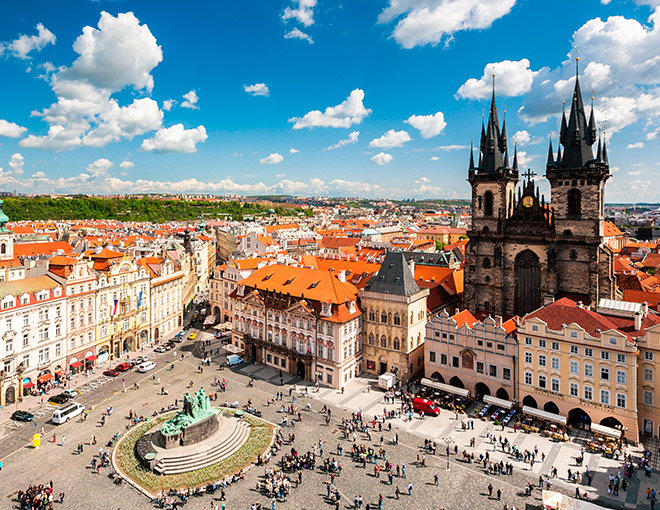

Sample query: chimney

[495,315,503,327]
[634,311,643,331]
[337,270,346,283]
[644,302,649,315]
[408,259,415,277]
[95,245,102,255]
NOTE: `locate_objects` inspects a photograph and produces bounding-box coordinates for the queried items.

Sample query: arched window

[410,312,414,323]
[368,309,375,321]
[381,312,387,323]
[393,314,400,326]
[380,336,387,348]
[484,191,494,217]
[482,257,491,269]
[368,333,374,345]
[0,243,6,255]
[568,189,581,216]
[570,249,577,261]
[393,338,400,350]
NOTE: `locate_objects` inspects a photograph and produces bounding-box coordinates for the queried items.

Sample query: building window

[440,353,447,365]
[644,390,654,406]
[538,374,546,389]
[570,331,578,339]
[551,357,560,370]
[393,314,400,325]
[524,337,532,345]
[393,338,400,350]
[538,339,546,348]
[55,343,61,357]
[489,365,497,377]
[600,367,610,381]
[551,341,560,351]
[584,364,593,378]
[600,350,610,361]
[568,188,581,216]
[531,324,539,332]
[381,312,387,323]
[502,367,511,381]
[5,337,13,354]
[23,333,28,347]
[600,389,610,405]
[570,345,578,354]
[644,367,654,381]
[609,336,618,345]
[616,353,626,364]
[569,382,579,397]
[524,372,532,385]
[484,191,493,216]
[452,356,459,368]
[429,351,436,363]
[380,336,387,348]
[584,386,593,401]
[368,333,374,345]
[569,360,579,374]
[551,378,560,392]
[616,393,627,409]
[524,352,532,364]
[476,361,484,374]
[616,370,627,384]
[368,310,375,321]
[538,354,546,367]
[584,348,593,357]
[644,351,655,361]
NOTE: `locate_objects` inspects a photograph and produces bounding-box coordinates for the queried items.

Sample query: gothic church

[464,71,616,317]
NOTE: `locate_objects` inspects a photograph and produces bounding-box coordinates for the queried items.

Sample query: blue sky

[0,0,659,201]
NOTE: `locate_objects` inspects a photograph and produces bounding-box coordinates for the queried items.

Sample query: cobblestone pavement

[0,336,657,510]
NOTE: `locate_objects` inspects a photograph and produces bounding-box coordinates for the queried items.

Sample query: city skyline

[0,0,659,201]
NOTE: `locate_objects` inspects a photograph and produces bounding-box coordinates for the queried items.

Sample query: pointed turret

[602,139,609,165]
[513,144,519,171]
[547,140,555,166]
[476,80,507,174]
[587,100,597,145]
[469,140,475,170]
[557,143,562,162]
[595,137,602,162]
[559,109,568,147]
[562,72,595,168]
[500,117,508,154]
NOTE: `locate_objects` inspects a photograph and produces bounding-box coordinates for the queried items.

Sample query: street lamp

[443,436,454,470]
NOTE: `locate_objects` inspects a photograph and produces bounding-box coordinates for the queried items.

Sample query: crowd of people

[16,482,61,509]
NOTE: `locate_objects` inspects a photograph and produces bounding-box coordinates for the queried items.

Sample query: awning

[204,315,216,325]
[70,361,83,368]
[37,374,53,384]
[591,423,622,439]
[23,382,35,389]
[55,370,65,376]
[522,405,567,425]
[483,395,513,410]
[421,377,470,398]
[86,354,97,361]
[224,343,244,354]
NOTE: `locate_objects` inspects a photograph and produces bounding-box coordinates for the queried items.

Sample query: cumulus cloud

[371,152,393,165]
[163,99,176,111]
[627,142,644,149]
[8,153,24,175]
[324,131,359,151]
[430,156,439,160]
[378,0,517,49]
[244,83,270,97]
[405,112,446,138]
[289,148,299,154]
[628,170,643,175]
[181,90,199,109]
[86,158,113,177]
[368,129,411,149]
[259,153,284,165]
[289,89,371,129]
[0,119,27,138]
[276,173,286,178]
[140,124,208,153]
[119,160,134,170]
[284,28,313,44]
[434,144,469,151]
[4,23,56,59]
[457,59,536,99]
[414,177,430,183]
[282,0,317,27]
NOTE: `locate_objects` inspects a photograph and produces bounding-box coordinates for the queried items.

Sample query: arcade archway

[449,376,464,389]
[430,371,445,383]
[522,395,538,408]
[543,401,560,415]
[568,408,591,430]
[475,382,491,401]
[496,388,510,401]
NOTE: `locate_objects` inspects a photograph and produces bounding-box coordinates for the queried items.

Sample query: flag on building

[112,299,119,316]
[138,291,143,308]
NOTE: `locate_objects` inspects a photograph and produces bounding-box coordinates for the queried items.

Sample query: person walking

[61,436,66,447]
[434,474,439,486]
[497,488,501,500]
[407,483,413,496]
[488,483,493,497]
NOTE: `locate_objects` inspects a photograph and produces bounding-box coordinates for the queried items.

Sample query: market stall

[519,405,569,441]
[420,378,471,413]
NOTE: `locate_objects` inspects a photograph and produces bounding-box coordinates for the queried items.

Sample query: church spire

[587,95,597,145]
[513,143,519,171]
[561,56,595,168]
[547,139,555,166]
[476,74,507,174]
[469,140,475,170]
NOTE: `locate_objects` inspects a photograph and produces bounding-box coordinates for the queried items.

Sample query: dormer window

[349,301,356,314]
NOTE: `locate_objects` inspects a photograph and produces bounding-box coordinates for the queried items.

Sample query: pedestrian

[407,483,413,495]
[272,497,276,510]
[394,486,399,499]
[434,474,439,486]
[61,436,66,447]
[488,483,493,497]
[497,488,501,500]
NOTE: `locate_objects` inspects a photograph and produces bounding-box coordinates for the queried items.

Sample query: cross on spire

[523,169,536,181]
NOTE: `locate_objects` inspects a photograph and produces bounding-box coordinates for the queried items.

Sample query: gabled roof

[452,309,477,329]
[14,241,73,258]
[604,221,623,237]
[366,251,421,296]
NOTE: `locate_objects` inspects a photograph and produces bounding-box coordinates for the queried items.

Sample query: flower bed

[114,410,275,496]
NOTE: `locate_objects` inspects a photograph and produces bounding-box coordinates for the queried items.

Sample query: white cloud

[8,153,24,175]
[415,177,430,184]
[430,156,439,160]
[284,28,314,44]
[181,90,199,109]
[0,119,27,138]
[378,0,517,49]
[232,152,242,157]
[457,59,536,100]
[324,131,360,151]
[628,170,643,175]
[32,171,46,179]
[259,153,284,165]
[290,89,371,129]
[119,160,134,170]
[276,173,286,178]
[163,99,176,111]
[4,23,56,60]
[371,152,393,165]
[405,112,446,138]
[140,124,208,153]
[369,129,411,149]
[434,144,469,151]
[64,11,162,92]
[244,83,270,97]
[289,148,299,154]
[512,130,531,145]
[282,0,317,27]
[627,142,644,149]
[86,158,113,177]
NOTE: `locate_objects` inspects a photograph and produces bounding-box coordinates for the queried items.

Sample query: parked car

[61,389,79,399]
[226,355,244,366]
[154,346,166,353]
[103,369,120,377]
[48,393,70,405]
[138,361,156,373]
[11,410,34,422]
[188,333,197,340]
[134,355,148,364]
[115,363,130,372]
[412,397,440,416]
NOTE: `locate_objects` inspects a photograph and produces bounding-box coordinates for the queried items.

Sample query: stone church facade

[464,75,616,317]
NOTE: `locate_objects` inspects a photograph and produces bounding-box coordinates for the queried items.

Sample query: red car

[115,363,130,372]
[103,369,120,377]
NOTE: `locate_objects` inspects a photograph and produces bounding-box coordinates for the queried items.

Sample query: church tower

[0,199,14,262]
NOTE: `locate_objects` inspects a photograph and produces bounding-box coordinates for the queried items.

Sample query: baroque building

[464,72,615,317]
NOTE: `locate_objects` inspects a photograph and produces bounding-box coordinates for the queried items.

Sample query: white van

[52,402,85,424]
[138,361,156,372]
